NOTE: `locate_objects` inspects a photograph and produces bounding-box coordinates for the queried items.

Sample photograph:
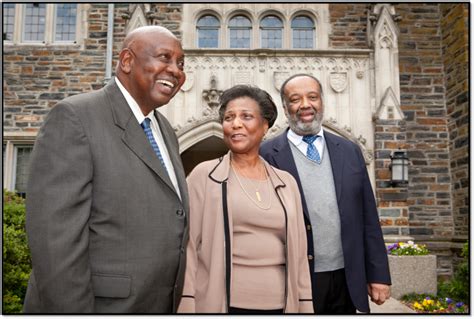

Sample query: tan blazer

[178,152,313,313]
[24,78,189,313]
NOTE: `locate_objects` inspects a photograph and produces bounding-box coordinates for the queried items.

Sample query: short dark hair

[218,85,278,128]
[280,73,324,108]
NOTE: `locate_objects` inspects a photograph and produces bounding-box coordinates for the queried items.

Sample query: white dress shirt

[115,77,181,199]
[287,127,325,160]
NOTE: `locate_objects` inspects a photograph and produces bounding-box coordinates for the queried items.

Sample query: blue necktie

[302,135,321,163]
[141,118,168,171]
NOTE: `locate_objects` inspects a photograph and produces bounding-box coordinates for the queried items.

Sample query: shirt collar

[287,127,325,146]
[115,77,153,125]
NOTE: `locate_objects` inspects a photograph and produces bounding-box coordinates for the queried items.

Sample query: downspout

[104,3,114,83]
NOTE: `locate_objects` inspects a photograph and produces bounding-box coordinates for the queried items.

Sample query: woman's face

[222,96,269,155]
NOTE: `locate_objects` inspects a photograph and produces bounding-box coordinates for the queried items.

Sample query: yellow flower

[413,302,423,310]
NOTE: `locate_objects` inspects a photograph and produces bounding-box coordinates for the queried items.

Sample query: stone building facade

[3,3,469,278]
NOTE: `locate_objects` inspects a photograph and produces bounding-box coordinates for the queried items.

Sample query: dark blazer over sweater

[260,129,391,313]
[24,78,189,313]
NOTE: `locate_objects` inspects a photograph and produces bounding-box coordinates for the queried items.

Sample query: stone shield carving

[329,72,347,93]
[232,71,251,86]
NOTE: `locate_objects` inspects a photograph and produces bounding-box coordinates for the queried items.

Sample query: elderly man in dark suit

[260,74,391,314]
[24,26,189,313]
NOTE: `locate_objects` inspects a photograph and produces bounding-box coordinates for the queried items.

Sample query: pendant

[256,191,262,202]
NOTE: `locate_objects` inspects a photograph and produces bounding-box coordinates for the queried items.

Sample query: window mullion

[45,4,55,44]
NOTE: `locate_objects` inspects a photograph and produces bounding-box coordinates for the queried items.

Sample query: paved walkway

[369,297,416,313]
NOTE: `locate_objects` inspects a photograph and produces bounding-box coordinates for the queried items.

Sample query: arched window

[260,15,283,48]
[197,15,220,48]
[291,15,314,49]
[229,15,251,48]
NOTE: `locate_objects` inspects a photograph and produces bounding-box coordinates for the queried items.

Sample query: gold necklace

[231,160,272,210]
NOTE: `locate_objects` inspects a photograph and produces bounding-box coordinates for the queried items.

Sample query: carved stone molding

[123,4,156,34]
[185,55,368,73]
[325,117,373,164]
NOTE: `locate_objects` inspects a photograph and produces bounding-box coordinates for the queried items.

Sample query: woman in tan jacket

[178,85,313,314]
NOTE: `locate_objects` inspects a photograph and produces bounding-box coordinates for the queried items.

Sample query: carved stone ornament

[202,75,223,117]
[329,72,347,93]
[273,71,290,91]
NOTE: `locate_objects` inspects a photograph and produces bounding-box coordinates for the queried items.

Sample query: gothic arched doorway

[180,136,228,176]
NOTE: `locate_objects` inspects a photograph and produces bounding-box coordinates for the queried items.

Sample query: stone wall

[440,4,469,240]
[396,3,453,242]
[374,118,409,236]
[329,4,370,48]
[3,4,182,133]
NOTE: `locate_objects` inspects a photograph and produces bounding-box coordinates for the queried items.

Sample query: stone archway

[178,120,228,175]
[180,136,228,176]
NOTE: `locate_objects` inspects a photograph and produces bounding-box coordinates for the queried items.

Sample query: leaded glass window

[197,15,220,48]
[3,4,15,41]
[260,15,283,49]
[229,15,251,49]
[14,146,33,196]
[292,15,314,49]
[55,3,77,42]
[23,3,46,42]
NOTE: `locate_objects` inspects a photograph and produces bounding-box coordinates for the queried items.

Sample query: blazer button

[306,224,311,231]
[308,254,313,260]
[176,209,184,216]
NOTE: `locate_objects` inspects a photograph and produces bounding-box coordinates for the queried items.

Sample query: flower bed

[402,294,469,314]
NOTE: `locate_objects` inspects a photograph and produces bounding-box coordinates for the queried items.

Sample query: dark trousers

[229,307,284,314]
[312,268,356,314]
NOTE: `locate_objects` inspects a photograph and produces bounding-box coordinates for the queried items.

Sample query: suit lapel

[105,78,176,195]
[272,134,301,183]
[121,117,175,190]
[271,132,311,221]
[325,132,344,204]
[155,111,189,207]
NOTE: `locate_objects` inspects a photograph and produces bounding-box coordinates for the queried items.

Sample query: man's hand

[367,283,391,305]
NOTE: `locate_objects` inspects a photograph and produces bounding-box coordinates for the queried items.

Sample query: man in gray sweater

[260,74,391,314]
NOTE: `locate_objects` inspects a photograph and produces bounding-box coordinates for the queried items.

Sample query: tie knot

[141,118,151,129]
[302,135,318,144]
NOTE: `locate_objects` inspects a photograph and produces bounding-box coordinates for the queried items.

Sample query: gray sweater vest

[290,142,344,272]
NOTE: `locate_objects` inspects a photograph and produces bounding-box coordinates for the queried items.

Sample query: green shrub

[3,189,31,314]
[437,241,469,304]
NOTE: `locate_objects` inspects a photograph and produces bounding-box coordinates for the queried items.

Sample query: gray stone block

[388,255,437,299]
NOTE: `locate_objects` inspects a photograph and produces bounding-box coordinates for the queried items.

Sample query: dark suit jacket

[24,78,189,313]
[260,129,391,313]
